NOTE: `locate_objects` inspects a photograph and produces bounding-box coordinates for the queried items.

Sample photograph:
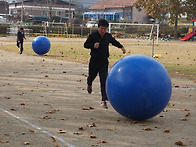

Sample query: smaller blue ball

[32,36,51,55]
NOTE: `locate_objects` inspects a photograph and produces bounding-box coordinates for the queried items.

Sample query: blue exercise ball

[106,55,172,120]
[32,36,50,55]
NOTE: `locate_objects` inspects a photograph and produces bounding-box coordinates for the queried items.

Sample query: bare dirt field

[0,37,196,147]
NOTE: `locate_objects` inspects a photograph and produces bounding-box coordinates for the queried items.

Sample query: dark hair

[98,19,109,27]
[20,28,24,31]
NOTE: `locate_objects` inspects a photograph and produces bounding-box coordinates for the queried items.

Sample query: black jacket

[84,31,123,59]
[17,31,25,42]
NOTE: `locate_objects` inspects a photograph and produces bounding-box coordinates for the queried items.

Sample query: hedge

[0,23,190,38]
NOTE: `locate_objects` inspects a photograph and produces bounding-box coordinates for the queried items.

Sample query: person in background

[17,28,26,54]
[84,19,126,109]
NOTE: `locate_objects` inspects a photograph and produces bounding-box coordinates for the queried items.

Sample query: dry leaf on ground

[175,141,187,146]
[143,128,153,131]
[0,140,9,143]
[73,132,82,135]
[58,130,67,133]
[51,137,56,142]
[90,135,97,138]
[87,123,96,127]
[23,142,30,145]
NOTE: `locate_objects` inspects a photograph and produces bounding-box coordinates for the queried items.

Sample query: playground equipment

[6,24,33,37]
[108,23,159,57]
[106,55,172,120]
[181,19,196,41]
[42,21,68,38]
[108,23,160,44]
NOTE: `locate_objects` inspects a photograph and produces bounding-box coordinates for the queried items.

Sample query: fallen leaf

[90,135,97,138]
[61,118,68,120]
[87,123,96,127]
[79,127,84,130]
[16,93,25,95]
[185,113,190,117]
[82,106,94,110]
[100,140,107,143]
[28,130,35,133]
[22,132,26,135]
[23,142,30,145]
[130,121,138,124]
[164,129,170,133]
[51,136,56,142]
[180,118,187,121]
[58,130,67,133]
[162,109,169,112]
[143,128,152,131]
[175,141,187,146]
[43,116,51,119]
[3,96,10,99]
[155,126,163,129]
[0,140,9,143]
[181,109,190,111]
[46,109,58,114]
[73,132,82,135]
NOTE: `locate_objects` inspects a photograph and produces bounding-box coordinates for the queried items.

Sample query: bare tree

[34,0,57,22]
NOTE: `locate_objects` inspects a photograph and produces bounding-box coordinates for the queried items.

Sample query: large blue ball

[32,36,50,55]
[106,55,172,120]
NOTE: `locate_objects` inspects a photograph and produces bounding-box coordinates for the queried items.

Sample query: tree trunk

[49,6,52,22]
[174,14,178,39]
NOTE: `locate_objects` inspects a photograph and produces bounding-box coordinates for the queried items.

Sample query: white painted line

[0,107,75,147]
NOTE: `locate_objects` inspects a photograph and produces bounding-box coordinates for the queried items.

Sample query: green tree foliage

[185,0,196,20]
[168,0,186,39]
[134,0,195,39]
[134,0,169,21]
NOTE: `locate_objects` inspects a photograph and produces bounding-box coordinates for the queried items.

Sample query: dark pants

[87,58,108,101]
[17,40,23,54]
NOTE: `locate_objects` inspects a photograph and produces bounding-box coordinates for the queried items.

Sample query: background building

[84,0,148,23]
[0,0,9,22]
[9,0,75,23]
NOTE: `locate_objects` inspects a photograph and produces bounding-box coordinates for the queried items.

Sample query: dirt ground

[0,46,196,147]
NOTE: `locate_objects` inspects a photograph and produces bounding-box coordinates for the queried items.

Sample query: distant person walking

[17,28,26,54]
[84,19,126,109]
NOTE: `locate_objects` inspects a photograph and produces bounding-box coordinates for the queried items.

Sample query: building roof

[89,0,138,10]
[192,19,196,22]
[9,0,74,6]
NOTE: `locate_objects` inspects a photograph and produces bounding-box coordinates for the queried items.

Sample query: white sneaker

[99,101,108,109]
